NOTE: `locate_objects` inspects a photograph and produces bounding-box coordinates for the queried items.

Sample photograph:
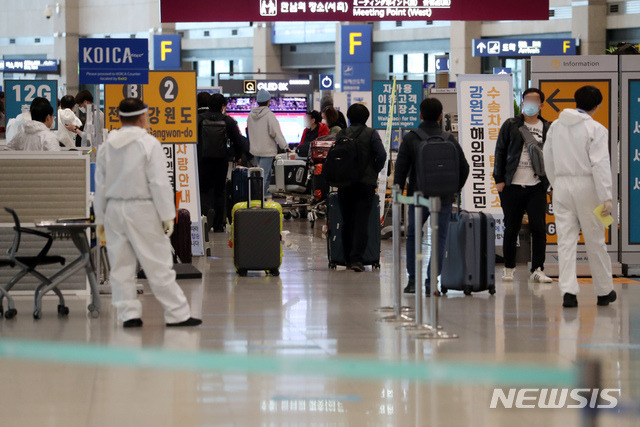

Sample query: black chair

[0,207,67,319]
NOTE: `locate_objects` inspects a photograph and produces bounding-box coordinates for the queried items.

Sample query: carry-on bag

[171,208,192,264]
[413,128,460,197]
[228,167,262,223]
[269,154,309,194]
[326,192,381,269]
[440,200,496,295]
[310,135,336,164]
[230,168,283,276]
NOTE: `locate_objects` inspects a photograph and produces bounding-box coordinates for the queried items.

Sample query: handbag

[519,125,546,177]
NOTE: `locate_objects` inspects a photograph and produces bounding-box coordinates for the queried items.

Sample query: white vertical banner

[173,144,205,256]
[457,74,513,245]
[334,91,373,128]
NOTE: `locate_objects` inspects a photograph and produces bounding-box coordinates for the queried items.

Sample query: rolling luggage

[228,167,262,223]
[230,168,283,276]
[440,207,496,295]
[326,192,381,269]
[269,154,309,194]
[171,208,192,264]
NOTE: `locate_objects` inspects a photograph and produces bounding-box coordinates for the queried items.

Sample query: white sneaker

[502,267,515,282]
[530,268,553,283]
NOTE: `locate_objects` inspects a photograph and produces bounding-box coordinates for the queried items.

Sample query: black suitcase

[441,210,496,295]
[326,192,381,269]
[171,208,192,264]
[228,168,262,223]
[232,168,283,276]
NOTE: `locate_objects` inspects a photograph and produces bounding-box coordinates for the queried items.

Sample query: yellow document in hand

[593,205,613,227]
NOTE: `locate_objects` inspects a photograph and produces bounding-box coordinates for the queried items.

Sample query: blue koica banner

[372,80,421,130]
[341,63,371,92]
[472,38,578,57]
[79,38,149,84]
[630,80,640,244]
[4,80,58,128]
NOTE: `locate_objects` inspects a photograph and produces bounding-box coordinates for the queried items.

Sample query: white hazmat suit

[8,119,60,151]
[543,108,614,297]
[94,125,191,323]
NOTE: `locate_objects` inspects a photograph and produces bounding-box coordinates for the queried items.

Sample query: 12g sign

[4,80,58,127]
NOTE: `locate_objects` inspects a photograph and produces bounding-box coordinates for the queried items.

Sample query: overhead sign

[153,34,181,71]
[435,56,450,72]
[320,74,334,91]
[493,67,512,75]
[219,78,314,94]
[472,38,578,57]
[145,71,197,143]
[341,25,371,63]
[0,59,59,74]
[78,38,149,84]
[372,80,421,130]
[104,84,144,131]
[161,0,549,22]
[4,80,58,128]
[341,63,371,92]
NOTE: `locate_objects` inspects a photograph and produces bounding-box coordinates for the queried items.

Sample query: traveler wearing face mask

[493,88,553,284]
[8,97,59,151]
[66,90,105,147]
[296,110,329,158]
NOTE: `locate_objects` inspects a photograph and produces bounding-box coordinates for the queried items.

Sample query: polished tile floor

[0,220,639,426]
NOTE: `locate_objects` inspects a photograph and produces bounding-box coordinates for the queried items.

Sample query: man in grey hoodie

[247,89,288,196]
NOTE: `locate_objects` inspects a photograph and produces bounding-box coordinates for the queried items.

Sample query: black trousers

[499,182,547,271]
[337,182,376,265]
[200,158,229,229]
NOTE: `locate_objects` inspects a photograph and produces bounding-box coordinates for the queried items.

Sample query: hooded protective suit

[8,119,60,151]
[56,108,83,148]
[543,109,614,296]
[94,126,191,323]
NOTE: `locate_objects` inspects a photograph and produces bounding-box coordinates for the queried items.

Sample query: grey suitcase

[440,208,496,295]
[232,168,283,277]
[326,192,381,269]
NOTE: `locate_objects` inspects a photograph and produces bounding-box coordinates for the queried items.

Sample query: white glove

[163,220,174,237]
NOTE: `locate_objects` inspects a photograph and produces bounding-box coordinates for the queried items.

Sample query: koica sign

[79,38,149,85]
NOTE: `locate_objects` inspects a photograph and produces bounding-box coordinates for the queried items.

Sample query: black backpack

[413,128,460,197]
[323,127,368,187]
[201,118,229,159]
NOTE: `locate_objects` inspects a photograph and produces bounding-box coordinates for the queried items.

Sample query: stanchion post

[378,186,413,323]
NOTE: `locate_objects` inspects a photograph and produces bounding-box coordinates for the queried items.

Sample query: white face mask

[79,106,86,114]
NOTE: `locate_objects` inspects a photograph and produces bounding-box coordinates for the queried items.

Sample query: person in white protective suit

[94,98,202,328]
[543,85,617,308]
[8,97,60,151]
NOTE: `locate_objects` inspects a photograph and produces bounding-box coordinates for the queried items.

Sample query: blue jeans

[406,202,452,285]
[254,156,274,197]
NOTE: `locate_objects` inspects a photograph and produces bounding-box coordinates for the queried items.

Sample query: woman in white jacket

[543,86,617,308]
[55,95,83,148]
[94,98,201,328]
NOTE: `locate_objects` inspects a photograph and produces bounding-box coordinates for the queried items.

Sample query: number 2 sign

[4,80,58,129]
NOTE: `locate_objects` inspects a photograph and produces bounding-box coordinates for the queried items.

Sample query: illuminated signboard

[0,59,59,74]
[473,38,578,57]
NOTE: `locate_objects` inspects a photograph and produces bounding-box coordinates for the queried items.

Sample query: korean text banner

[372,81,421,130]
[79,38,149,85]
[457,74,513,215]
[160,0,549,22]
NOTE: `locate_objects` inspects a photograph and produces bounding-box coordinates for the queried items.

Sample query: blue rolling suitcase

[440,209,496,295]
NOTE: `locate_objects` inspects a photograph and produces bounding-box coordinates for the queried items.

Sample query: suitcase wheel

[372,263,380,270]
[463,287,472,296]
[283,212,292,220]
[489,287,496,295]
[237,269,248,277]
[269,269,280,277]
[329,263,337,270]
[440,286,448,295]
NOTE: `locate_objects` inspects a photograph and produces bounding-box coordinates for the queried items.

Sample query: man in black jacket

[394,98,470,295]
[198,93,249,232]
[493,88,553,283]
[337,103,387,272]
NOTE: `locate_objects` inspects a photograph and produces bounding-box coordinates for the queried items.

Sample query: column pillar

[54,0,80,95]
[253,23,282,75]
[571,0,607,55]
[449,21,482,81]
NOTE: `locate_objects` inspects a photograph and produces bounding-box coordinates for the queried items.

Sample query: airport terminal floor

[0,220,638,426]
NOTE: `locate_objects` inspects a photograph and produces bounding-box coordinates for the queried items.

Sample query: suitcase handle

[247,167,265,209]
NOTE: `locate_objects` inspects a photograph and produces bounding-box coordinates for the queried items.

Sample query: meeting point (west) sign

[160,0,548,22]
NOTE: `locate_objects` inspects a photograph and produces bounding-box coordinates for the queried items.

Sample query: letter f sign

[161,41,173,61]
[563,40,571,53]
[349,32,362,55]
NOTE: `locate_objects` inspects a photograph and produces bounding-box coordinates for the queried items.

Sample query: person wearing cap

[94,98,202,328]
[247,89,288,197]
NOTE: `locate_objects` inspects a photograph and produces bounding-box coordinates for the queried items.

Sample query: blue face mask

[522,102,540,117]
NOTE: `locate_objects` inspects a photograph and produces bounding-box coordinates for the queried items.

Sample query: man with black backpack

[493,88,553,284]
[198,93,248,232]
[394,98,469,295]
[326,103,387,272]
